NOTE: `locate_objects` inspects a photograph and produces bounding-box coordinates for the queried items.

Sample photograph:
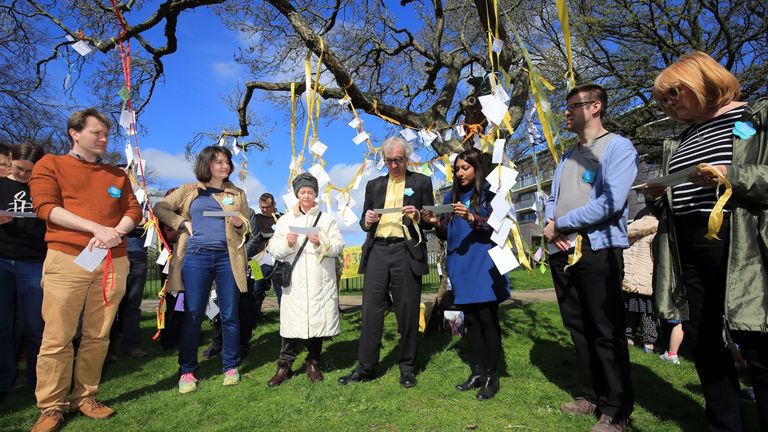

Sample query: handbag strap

[289,211,322,268]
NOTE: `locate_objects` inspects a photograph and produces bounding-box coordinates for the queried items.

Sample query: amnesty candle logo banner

[341,246,362,279]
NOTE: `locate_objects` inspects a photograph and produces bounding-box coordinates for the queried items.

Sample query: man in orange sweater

[28,108,142,432]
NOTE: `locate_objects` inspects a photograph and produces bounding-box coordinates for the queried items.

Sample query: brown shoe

[306,359,324,383]
[127,348,147,359]
[560,397,597,416]
[592,414,627,432]
[72,398,114,419]
[267,360,293,387]
[31,408,64,432]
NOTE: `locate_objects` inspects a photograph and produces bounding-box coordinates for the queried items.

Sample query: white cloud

[211,61,245,81]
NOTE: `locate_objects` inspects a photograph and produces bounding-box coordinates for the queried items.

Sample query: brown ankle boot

[267,360,293,387]
[306,359,324,382]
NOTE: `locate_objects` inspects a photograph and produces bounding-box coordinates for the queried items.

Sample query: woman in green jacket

[644,51,768,431]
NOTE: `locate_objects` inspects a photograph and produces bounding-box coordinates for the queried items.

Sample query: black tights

[462,301,502,373]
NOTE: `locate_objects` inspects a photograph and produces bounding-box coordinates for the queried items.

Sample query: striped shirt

[669,106,744,215]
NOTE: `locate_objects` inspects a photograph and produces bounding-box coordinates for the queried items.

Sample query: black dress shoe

[455,374,484,391]
[400,372,417,388]
[338,370,372,385]
[476,372,499,400]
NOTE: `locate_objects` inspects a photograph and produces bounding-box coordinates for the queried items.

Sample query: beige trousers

[35,249,128,410]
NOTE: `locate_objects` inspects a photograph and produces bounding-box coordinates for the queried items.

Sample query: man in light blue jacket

[543,84,638,432]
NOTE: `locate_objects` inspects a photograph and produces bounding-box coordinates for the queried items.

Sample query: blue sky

[49,6,451,247]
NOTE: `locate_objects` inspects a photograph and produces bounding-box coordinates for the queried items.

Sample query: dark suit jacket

[358,170,435,275]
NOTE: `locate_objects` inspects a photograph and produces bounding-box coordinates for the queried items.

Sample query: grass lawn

[1,301,758,431]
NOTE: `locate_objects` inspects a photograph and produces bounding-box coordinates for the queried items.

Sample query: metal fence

[143,249,443,298]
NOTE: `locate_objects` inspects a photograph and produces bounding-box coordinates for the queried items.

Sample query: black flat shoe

[338,370,373,385]
[455,374,484,391]
[400,372,417,388]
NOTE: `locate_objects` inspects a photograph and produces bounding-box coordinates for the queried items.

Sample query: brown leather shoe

[306,359,324,383]
[560,397,597,416]
[592,414,627,432]
[267,360,293,387]
[71,398,114,419]
[31,408,64,432]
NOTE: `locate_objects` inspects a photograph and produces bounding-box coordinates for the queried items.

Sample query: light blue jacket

[545,134,639,251]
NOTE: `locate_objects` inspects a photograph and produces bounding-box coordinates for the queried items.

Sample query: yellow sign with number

[341,246,362,279]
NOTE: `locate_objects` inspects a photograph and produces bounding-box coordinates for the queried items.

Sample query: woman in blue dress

[422,148,511,400]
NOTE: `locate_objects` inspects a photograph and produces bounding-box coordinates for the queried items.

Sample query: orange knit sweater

[29,154,142,257]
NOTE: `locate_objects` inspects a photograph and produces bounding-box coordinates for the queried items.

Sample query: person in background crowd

[544,84,638,432]
[265,173,344,386]
[0,143,12,177]
[157,187,181,350]
[621,212,659,355]
[0,143,46,399]
[422,148,510,400]
[251,192,283,314]
[644,51,768,431]
[29,109,141,432]
[659,321,684,365]
[339,136,434,388]
[108,221,149,360]
[154,146,250,394]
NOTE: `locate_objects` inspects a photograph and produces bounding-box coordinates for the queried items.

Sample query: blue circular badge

[107,186,121,198]
[222,197,234,205]
[582,169,596,184]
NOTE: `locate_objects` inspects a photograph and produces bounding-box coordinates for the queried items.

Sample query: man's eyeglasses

[565,100,597,111]
[384,157,405,166]
[657,86,680,107]
[13,165,33,175]
[0,162,10,168]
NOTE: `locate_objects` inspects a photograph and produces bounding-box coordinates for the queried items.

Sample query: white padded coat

[267,204,345,339]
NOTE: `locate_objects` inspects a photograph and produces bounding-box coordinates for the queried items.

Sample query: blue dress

[439,188,511,305]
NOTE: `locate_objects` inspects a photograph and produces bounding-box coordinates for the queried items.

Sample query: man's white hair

[380,136,412,160]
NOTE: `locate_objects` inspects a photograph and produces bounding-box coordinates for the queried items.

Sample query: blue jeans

[180,248,240,374]
[253,264,282,312]
[0,258,44,390]
[111,252,147,353]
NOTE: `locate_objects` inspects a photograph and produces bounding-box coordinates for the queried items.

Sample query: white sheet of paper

[259,251,276,266]
[362,159,373,176]
[418,129,438,147]
[408,152,422,162]
[202,211,239,217]
[162,260,170,274]
[455,125,466,138]
[134,187,146,205]
[479,94,508,126]
[283,192,298,210]
[232,138,241,156]
[640,166,696,188]
[400,129,418,142]
[437,264,443,276]
[218,137,227,147]
[443,130,452,142]
[71,40,93,56]
[0,211,37,218]
[374,207,403,214]
[74,247,108,272]
[488,245,519,274]
[119,108,134,132]
[449,153,458,165]
[485,165,518,195]
[143,226,156,248]
[490,193,512,218]
[156,248,170,266]
[487,210,505,231]
[352,131,369,145]
[423,205,454,214]
[491,38,504,54]
[433,161,447,176]
[547,233,578,255]
[341,206,359,227]
[348,118,361,129]
[338,95,351,106]
[308,163,331,188]
[124,142,133,167]
[492,139,505,163]
[310,140,328,156]
[490,217,513,246]
[376,158,385,171]
[495,85,510,103]
[352,172,363,191]
[336,193,356,211]
[289,226,320,235]
[473,135,483,150]
[205,295,219,320]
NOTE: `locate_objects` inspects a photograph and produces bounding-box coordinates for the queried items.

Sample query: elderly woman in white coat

[266,173,344,386]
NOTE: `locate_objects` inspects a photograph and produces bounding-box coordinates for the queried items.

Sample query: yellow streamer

[564,233,582,271]
[555,0,576,90]
[698,163,733,240]
[510,223,532,271]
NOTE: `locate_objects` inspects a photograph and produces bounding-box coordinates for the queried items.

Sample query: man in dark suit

[338,136,434,388]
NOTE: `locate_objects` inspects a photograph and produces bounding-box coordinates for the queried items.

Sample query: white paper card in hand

[310,140,328,156]
[74,247,108,272]
[289,226,320,235]
[202,211,239,217]
[400,129,418,142]
[488,245,519,274]
[492,138,505,163]
[479,94,508,126]
[156,248,170,266]
[490,217,513,246]
[547,233,578,255]
[0,211,37,218]
[352,131,369,145]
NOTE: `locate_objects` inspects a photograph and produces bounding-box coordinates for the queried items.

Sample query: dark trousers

[462,301,502,374]
[279,337,323,364]
[110,252,147,353]
[357,241,422,374]
[159,270,182,350]
[675,214,768,432]
[550,239,633,419]
[254,264,282,311]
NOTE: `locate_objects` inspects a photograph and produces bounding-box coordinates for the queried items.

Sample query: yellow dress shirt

[375,175,405,238]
